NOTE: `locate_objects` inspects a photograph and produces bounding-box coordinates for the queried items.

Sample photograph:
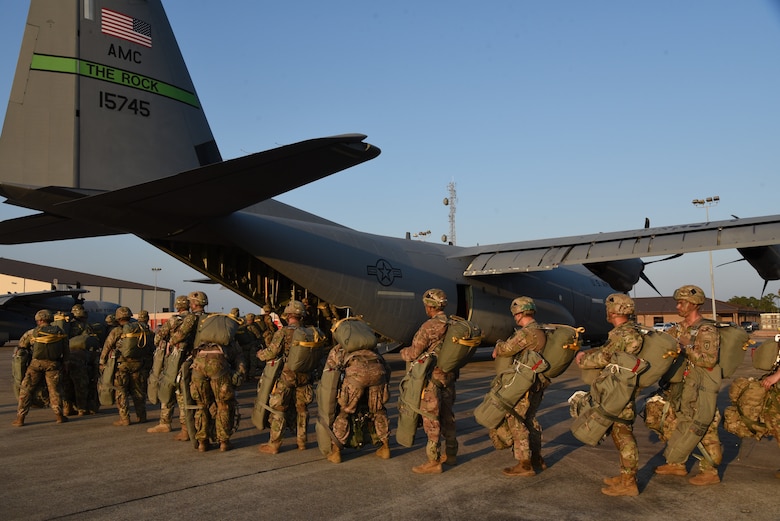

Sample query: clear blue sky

[2,1,780,312]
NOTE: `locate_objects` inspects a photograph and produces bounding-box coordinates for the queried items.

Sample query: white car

[653,322,675,332]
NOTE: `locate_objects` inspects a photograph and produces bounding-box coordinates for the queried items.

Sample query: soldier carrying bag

[285,326,327,373]
[474,349,549,430]
[540,324,584,379]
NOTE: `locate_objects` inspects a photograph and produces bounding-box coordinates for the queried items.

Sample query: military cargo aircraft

[1,0,779,345]
[0,288,119,344]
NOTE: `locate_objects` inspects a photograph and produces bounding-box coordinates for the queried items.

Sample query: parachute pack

[118,321,153,359]
[194,313,240,347]
[633,326,679,388]
[331,317,377,353]
[98,351,117,406]
[539,324,583,379]
[473,349,549,430]
[716,322,751,378]
[251,357,284,431]
[435,315,482,373]
[751,336,780,372]
[31,326,68,361]
[285,326,327,373]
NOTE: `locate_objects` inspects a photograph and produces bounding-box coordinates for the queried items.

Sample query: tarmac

[1,332,778,521]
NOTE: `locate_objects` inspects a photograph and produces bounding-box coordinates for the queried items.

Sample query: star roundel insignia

[366,258,402,286]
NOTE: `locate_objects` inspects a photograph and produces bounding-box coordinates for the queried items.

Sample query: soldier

[761,359,780,479]
[12,309,70,426]
[261,304,279,346]
[325,323,391,464]
[243,312,265,377]
[575,293,643,496]
[99,306,150,426]
[490,297,549,477]
[147,295,194,435]
[399,288,454,474]
[189,292,245,452]
[654,285,722,486]
[257,300,315,454]
[137,310,150,328]
[61,304,95,416]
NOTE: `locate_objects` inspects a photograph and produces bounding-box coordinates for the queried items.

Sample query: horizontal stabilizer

[0,134,379,241]
[0,288,88,307]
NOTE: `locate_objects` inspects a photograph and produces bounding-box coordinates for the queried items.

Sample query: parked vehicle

[653,322,675,332]
[740,321,760,332]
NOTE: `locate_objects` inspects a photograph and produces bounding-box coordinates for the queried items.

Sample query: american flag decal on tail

[101,8,152,48]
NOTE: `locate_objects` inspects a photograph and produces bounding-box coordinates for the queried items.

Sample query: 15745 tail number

[99,91,150,117]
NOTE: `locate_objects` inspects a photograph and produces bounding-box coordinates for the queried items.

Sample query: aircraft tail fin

[0,0,221,192]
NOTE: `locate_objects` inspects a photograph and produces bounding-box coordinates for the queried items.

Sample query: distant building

[634,296,762,328]
[0,257,173,320]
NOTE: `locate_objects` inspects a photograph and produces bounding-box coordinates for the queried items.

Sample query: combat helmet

[174,295,189,311]
[282,300,306,318]
[605,293,635,315]
[422,288,448,309]
[673,285,705,305]
[138,310,149,322]
[34,309,53,322]
[510,296,536,315]
[115,306,133,321]
[71,303,87,319]
[188,291,208,306]
[245,313,256,321]
[229,307,240,318]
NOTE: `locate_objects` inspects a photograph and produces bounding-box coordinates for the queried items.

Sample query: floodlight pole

[152,267,161,327]
[692,196,719,320]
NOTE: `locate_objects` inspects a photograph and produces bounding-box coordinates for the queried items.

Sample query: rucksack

[723,377,770,440]
[31,325,68,361]
[435,315,482,372]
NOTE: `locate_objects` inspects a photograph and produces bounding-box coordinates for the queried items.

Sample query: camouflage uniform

[148,305,195,432]
[578,320,643,477]
[325,345,390,451]
[61,311,95,416]
[257,323,315,451]
[100,315,150,425]
[13,312,70,425]
[400,310,453,465]
[491,320,549,469]
[189,312,245,451]
[663,318,722,476]
[236,315,263,378]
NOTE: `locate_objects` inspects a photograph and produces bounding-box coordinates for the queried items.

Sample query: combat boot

[689,470,720,486]
[197,440,210,452]
[531,455,547,471]
[11,414,25,427]
[112,417,131,426]
[375,440,391,460]
[258,441,281,455]
[327,444,342,464]
[55,413,69,424]
[147,423,172,433]
[173,428,190,441]
[603,474,622,486]
[219,440,232,452]
[654,462,687,476]
[412,459,443,474]
[502,460,535,477]
[62,402,74,416]
[601,474,639,497]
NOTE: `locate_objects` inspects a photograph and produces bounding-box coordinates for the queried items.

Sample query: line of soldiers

[10,285,780,491]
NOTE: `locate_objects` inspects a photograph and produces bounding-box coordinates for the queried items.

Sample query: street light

[692,196,719,320]
[151,267,161,328]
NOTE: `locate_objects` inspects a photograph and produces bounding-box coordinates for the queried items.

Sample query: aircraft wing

[455,214,780,276]
[0,134,379,243]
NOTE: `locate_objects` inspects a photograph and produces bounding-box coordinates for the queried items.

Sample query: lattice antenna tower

[443,181,457,245]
